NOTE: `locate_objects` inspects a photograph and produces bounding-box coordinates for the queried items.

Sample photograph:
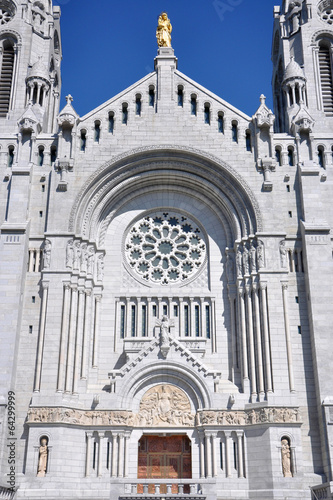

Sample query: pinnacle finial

[66,94,73,105]
[260,94,266,105]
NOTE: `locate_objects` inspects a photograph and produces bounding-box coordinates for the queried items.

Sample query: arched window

[0,39,15,117]
[217,112,224,133]
[275,147,282,166]
[191,95,197,116]
[319,41,333,115]
[135,94,142,116]
[288,146,295,166]
[50,145,57,164]
[232,121,238,143]
[94,121,100,143]
[108,112,114,133]
[122,104,128,125]
[318,146,325,168]
[204,103,210,124]
[149,86,155,107]
[80,130,87,152]
[177,85,184,107]
[37,146,44,166]
[7,146,14,168]
[245,130,252,151]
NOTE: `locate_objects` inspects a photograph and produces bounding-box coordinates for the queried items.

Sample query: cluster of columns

[28,247,43,272]
[26,80,50,107]
[85,431,130,478]
[116,296,216,349]
[199,430,245,479]
[287,248,303,273]
[229,280,273,400]
[56,282,101,393]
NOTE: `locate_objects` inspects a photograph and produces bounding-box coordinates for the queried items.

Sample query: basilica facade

[0,1,333,499]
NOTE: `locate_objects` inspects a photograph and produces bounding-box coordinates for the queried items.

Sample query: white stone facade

[0,1,333,499]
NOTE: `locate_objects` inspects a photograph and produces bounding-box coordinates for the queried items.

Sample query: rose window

[318,1,333,24]
[124,211,207,285]
[0,1,15,24]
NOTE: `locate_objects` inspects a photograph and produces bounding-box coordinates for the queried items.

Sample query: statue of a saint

[281,438,292,477]
[156,12,172,48]
[37,437,48,477]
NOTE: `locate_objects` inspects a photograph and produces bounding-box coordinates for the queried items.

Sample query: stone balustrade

[121,479,205,497]
[311,482,333,500]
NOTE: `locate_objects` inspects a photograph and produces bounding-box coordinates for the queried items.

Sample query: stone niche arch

[69,145,262,247]
[119,361,211,412]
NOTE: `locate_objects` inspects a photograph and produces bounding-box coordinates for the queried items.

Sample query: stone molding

[27,406,300,428]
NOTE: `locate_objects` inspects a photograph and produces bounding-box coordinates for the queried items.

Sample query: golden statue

[156,12,172,48]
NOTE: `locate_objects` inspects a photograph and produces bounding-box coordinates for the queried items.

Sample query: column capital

[224,430,232,438]
[97,431,105,438]
[259,281,267,291]
[281,281,289,291]
[236,430,244,438]
[42,281,50,290]
[86,431,93,438]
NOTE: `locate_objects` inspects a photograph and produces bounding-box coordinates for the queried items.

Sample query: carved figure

[226,253,235,283]
[257,240,265,269]
[279,240,287,268]
[80,243,88,273]
[156,315,174,358]
[37,437,48,477]
[97,254,104,281]
[242,245,250,275]
[281,438,292,477]
[156,12,172,47]
[66,239,74,268]
[236,247,243,277]
[87,246,95,275]
[250,243,257,273]
[73,240,81,270]
[43,240,51,269]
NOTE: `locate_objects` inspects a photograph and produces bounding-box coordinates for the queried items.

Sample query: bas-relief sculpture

[27,405,299,428]
[156,12,172,48]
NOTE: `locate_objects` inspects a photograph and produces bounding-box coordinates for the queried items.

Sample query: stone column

[81,289,92,379]
[281,282,295,392]
[98,432,104,477]
[73,288,85,394]
[34,281,49,392]
[179,298,183,337]
[260,282,273,393]
[225,431,232,478]
[118,433,124,478]
[246,285,257,400]
[211,299,217,353]
[205,432,212,478]
[35,247,41,272]
[200,298,205,338]
[65,285,78,393]
[147,298,151,336]
[211,433,218,478]
[85,432,93,477]
[228,288,237,381]
[57,283,71,392]
[92,295,102,368]
[126,298,131,338]
[189,297,194,337]
[238,287,249,384]
[236,431,244,479]
[124,433,130,478]
[253,284,265,399]
[111,433,118,478]
[199,432,205,479]
[28,249,34,272]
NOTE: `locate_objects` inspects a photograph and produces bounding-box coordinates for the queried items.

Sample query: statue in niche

[73,241,81,270]
[236,247,243,277]
[156,12,172,47]
[66,239,74,268]
[87,246,95,275]
[37,436,48,477]
[43,240,51,269]
[156,315,174,358]
[242,245,250,275]
[257,240,265,269]
[250,243,257,273]
[279,240,287,268]
[226,253,235,283]
[97,254,104,281]
[281,438,292,477]
[80,243,88,273]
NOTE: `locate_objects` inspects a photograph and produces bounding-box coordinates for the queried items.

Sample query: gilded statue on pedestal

[156,12,172,48]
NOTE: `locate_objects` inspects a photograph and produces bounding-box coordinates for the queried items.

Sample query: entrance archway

[138,435,192,494]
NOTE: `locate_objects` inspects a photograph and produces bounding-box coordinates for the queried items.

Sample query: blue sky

[53,0,279,117]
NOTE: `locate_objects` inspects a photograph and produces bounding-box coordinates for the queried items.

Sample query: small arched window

[217,112,224,133]
[135,94,142,116]
[245,130,252,152]
[108,112,114,133]
[37,146,44,166]
[80,130,87,152]
[288,146,295,166]
[177,86,184,107]
[149,86,155,107]
[94,121,100,143]
[191,95,197,116]
[318,41,333,115]
[275,147,282,166]
[50,145,57,164]
[122,104,128,124]
[7,146,14,168]
[204,103,210,125]
[318,146,325,168]
[232,121,238,143]
[0,39,15,117]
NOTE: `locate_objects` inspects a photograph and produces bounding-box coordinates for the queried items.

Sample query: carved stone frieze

[27,405,300,428]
